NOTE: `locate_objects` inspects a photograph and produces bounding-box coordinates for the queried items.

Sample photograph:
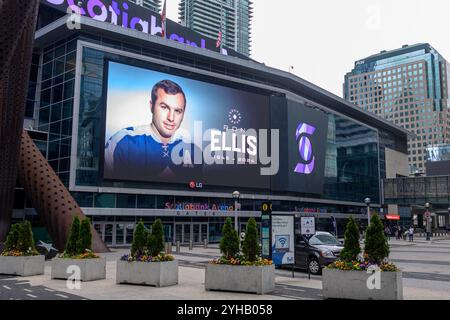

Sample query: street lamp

[364,198,371,226]
[425,202,431,241]
[232,191,240,232]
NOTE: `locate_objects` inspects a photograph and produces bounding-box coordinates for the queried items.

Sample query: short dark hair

[151,79,186,109]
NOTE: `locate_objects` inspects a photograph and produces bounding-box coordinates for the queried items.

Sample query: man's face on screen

[151,88,186,142]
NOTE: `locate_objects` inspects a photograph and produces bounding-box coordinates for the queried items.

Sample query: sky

[166,0,450,98]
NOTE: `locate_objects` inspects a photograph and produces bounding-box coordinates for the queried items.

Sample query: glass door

[126,224,134,245]
[115,223,125,246]
[200,224,208,242]
[183,224,192,244]
[193,224,200,243]
[175,224,183,243]
[104,224,114,245]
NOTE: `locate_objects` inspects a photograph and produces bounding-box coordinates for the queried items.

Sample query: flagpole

[161,0,167,39]
[219,0,223,52]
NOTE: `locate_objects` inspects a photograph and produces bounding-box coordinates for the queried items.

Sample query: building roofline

[357,43,432,64]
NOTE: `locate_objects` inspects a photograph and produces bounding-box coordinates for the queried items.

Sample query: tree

[148,219,164,256]
[131,220,147,257]
[77,218,92,254]
[219,217,240,258]
[17,221,35,253]
[364,214,389,264]
[65,216,80,256]
[340,217,361,261]
[4,223,20,251]
[242,218,260,262]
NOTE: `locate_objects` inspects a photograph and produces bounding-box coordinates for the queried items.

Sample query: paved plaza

[1,237,450,300]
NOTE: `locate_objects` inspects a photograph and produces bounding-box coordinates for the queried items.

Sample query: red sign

[386,215,400,220]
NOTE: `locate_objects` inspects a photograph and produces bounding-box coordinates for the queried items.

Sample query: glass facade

[384,176,450,205]
[323,114,380,203]
[38,37,77,187]
[344,44,450,172]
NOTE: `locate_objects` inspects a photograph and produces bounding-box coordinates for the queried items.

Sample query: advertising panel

[270,98,329,195]
[103,61,271,188]
[286,100,328,194]
[271,214,295,266]
[301,217,315,235]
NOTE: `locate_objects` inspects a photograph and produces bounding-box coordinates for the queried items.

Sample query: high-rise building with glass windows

[129,0,161,12]
[179,0,253,57]
[344,44,450,173]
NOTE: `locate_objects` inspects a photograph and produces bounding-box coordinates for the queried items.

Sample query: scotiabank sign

[42,0,244,58]
[165,202,235,211]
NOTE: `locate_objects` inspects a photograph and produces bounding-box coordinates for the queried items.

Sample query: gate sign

[301,217,315,235]
[261,202,272,260]
[271,214,295,266]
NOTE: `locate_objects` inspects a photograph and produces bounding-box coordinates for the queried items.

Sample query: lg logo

[294,123,316,175]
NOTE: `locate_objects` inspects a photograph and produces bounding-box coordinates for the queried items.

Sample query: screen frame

[99,57,273,188]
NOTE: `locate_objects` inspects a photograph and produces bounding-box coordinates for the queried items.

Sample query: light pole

[425,202,431,241]
[364,198,371,226]
[232,191,240,232]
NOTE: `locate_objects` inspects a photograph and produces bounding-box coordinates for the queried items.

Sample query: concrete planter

[0,255,45,276]
[205,264,275,294]
[322,268,403,300]
[51,257,106,281]
[116,259,178,287]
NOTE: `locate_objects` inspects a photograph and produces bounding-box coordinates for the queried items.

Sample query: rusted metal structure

[0,2,108,252]
[0,0,40,241]
[19,130,108,252]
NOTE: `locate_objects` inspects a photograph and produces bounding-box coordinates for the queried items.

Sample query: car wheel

[308,257,321,275]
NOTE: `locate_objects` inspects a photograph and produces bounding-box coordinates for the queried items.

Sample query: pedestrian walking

[385,225,391,241]
[408,226,414,242]
[397,225,403,240]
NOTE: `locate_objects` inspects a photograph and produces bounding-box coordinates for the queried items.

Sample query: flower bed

[0,221,44,276]
[116,219,178,287]
[51,216,106,281]
[1,248,39,257]
[322,216,402,300]
[58,250,100,259]
[327,254,399,272]
[120,253,174,263]
[205,217,275,294]
[210,254,272,267]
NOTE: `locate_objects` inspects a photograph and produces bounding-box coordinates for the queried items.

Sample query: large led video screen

[103,61,271,188]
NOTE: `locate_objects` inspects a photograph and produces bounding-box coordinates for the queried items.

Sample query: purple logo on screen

[295,123,316,175]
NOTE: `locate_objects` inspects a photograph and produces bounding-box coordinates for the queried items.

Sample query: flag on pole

[216,31,222,48]
[161,0,167,38]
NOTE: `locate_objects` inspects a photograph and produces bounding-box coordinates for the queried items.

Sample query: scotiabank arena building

[19,0,410,246]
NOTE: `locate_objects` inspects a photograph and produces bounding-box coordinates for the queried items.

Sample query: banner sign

[271,214,295,266]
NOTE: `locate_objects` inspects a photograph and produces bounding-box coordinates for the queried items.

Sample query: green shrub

[65,216,81,256]
[77,218,92,254]
[364,214,389,264]
[17,221,35,253]
[242,218,260,262]
[340,217,361,261]
[131,220,147,258]
[148,219,164,257]
[219,217,240,258]
[4,223,20,251]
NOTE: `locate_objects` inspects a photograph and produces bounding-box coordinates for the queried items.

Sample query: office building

[344,44,450,173]
[179,0,253,56]
[129,0,161,12]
